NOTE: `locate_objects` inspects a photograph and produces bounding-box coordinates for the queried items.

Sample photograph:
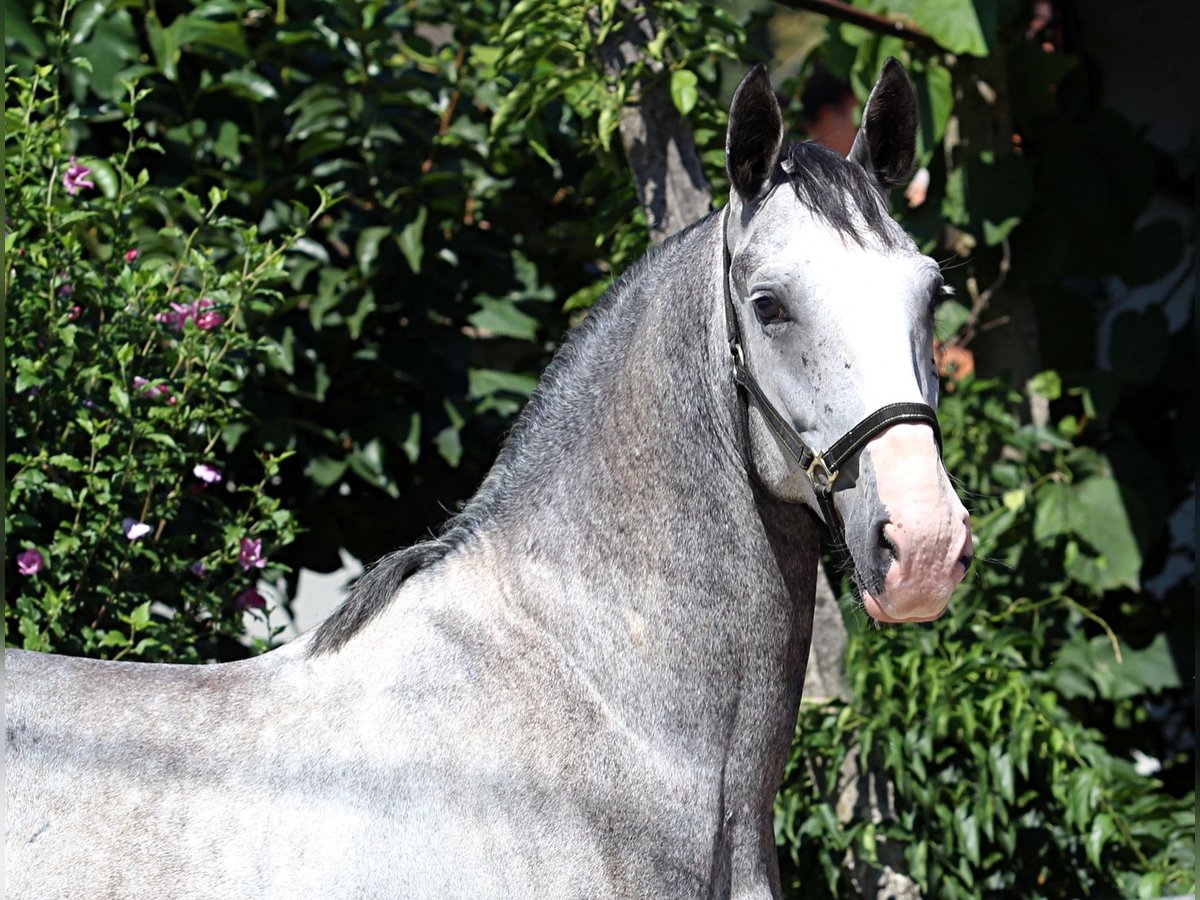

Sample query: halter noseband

[721,207,942,543]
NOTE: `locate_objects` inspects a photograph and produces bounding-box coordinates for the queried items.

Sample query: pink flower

[124,249,139,263]
[193,463,223,484]
[122,518,151,541]
[189,560,208,579]
[63,157,95,196]
[156,301,194,331]
[235,587,267,611]
[157,298,225,333]
[239,537,266,571]
[17,549,45,576]
[193,299,225,332]
[68,305,82,321]
[133,376,176,404]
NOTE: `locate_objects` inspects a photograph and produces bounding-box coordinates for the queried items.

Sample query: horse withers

[6,60,970,898]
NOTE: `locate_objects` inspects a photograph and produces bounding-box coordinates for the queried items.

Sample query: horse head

[722,61,973,623]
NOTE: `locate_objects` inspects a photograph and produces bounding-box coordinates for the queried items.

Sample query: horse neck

[461,211,819,744]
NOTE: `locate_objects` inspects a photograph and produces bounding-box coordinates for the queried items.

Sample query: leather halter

[721,207,943,543]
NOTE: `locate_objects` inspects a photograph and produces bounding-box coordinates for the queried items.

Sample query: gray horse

[6,61,971,898]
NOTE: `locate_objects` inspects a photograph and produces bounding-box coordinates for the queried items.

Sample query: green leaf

[127,601,151,630]
[87,158,120,199]
[219,70,278,102]
[434,426,462,468]
[398,207,427,275]
[1085,812,1114,868]
[96,630,131,648]
[670,69,699,117]
[355,226,392,275]
[983,216,1021,245]
[5,0,45,55]
[922,61,953,144]
[1054,633,1180,701]
[913,0,988,56]
[402,413,421,465]
[1073,475,1142,590]
[305,455,349,487]
[468,368,538,399]
[144,10,178,80]
[934,300,971,343]
[1033,481,1083,542]
[1027,370,1062,401]
[468,298,538,341]
[108,383,130,415]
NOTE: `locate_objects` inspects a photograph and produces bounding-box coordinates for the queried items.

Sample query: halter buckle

[805,453,838,493]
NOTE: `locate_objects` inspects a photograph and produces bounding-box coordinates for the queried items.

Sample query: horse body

[6,61,969,898]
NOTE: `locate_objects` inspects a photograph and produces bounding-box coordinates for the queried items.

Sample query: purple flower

[193,299,225,332]
[17,549,45,576]
[235,587,267,611]
[156,302,194,331]
[157,298,225,333]
[62,157,95,196]
[124,249,139,263]
[193,463,223,485]
[122,518,151,541]
[189,560,208,579]
[239,537,266,571]
[133,376,177,405]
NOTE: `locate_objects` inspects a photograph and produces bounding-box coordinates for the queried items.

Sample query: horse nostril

[877,521,899,563]
[959,552,974,572]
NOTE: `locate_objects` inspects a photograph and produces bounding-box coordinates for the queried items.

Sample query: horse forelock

[775,142,900,250]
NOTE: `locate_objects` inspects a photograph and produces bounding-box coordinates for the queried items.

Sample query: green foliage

[5,0,1191,892]
[5,65,311,660]
[770,3,1193,894]
[7,0,601,576]
[776,378,1194,898]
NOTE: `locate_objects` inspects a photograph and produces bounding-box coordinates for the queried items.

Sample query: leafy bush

[775,377,1194,898]
[6,0,612,578]
[4,66,314,661]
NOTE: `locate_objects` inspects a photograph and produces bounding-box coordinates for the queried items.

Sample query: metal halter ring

[805,453,838,493]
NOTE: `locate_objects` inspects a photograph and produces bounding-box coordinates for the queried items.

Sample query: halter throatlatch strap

[720,207,943,542]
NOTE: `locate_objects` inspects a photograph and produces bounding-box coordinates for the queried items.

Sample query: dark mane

[307,218,716,655]
[775,142,900,249]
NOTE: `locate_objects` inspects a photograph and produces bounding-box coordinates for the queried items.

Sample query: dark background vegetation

[5,0,1193,896]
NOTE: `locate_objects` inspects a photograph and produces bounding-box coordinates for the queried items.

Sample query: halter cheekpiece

[721,207,943,543]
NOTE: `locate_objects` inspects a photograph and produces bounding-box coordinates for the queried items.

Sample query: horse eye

[754,295,784,322]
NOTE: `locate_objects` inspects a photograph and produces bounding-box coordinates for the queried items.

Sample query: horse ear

[726,65,784,201]
[848,58,918,191]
